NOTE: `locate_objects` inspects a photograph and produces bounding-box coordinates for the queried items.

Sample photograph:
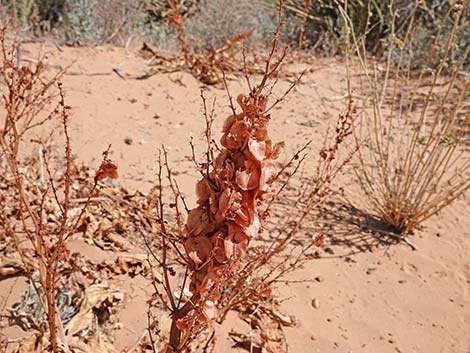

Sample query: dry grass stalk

[0,21,117,352]
[349,1,470,235]
[297,0,311,51]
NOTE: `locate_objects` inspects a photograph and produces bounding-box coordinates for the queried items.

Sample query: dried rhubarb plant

[167,86,287,350]
[147,94,354,353]
[345,1,470,237]
[144,1,355,352]
[0,22,117,352]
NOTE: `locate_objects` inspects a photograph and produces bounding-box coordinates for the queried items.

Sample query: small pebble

[124,137,133,145]
[366,268,376,275]
[311,298,320,309]
[298,120,320,128]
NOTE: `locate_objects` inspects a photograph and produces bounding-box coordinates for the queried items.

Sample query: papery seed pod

[184,236,212,266]
[180,93,283,329]
[96,159,118,180]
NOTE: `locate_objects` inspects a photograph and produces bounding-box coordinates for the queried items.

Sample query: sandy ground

[1,43,470,353]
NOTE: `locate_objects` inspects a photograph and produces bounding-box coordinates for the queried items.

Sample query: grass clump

[350,1,470,236]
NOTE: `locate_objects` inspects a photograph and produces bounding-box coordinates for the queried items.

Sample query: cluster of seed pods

[178,93,284,329]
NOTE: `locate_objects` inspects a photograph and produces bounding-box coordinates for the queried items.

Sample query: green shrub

[141,21,179,52]
[184,0,274,51]
[65,0,103,43]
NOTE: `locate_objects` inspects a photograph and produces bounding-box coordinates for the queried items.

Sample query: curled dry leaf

[65,283,124,337]
[96,159,118,180]
[185,236,212,266]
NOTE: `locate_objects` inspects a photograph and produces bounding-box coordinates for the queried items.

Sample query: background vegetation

[0,0,468,67]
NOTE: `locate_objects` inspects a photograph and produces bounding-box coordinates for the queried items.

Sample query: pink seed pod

[176,93,284,330]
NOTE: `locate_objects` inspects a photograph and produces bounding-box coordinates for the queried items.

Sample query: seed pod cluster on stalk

[170,91,285,339]
[161,1,297,350]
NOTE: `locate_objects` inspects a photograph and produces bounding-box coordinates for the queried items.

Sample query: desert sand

[1,42,469,353]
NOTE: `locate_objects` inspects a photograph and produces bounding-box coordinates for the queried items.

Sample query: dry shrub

[143,2,355,352]
[144,87,354,353]
[165,0,258,85]
[65,0,145,45]
[147,19,294,351]
[147,0,312,86]
[0,21,117,352]
[183,0,278,52]
[163,0,290,84]
[349,2,470,236]
[162,0,308,85]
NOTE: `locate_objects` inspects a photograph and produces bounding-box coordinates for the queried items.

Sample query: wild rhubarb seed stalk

[169,93,284,350]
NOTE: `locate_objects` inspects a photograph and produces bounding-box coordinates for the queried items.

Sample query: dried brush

[347,1,470,236]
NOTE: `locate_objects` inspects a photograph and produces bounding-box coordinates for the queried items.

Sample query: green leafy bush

[66,0,103,43]
[184,0,298,51]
